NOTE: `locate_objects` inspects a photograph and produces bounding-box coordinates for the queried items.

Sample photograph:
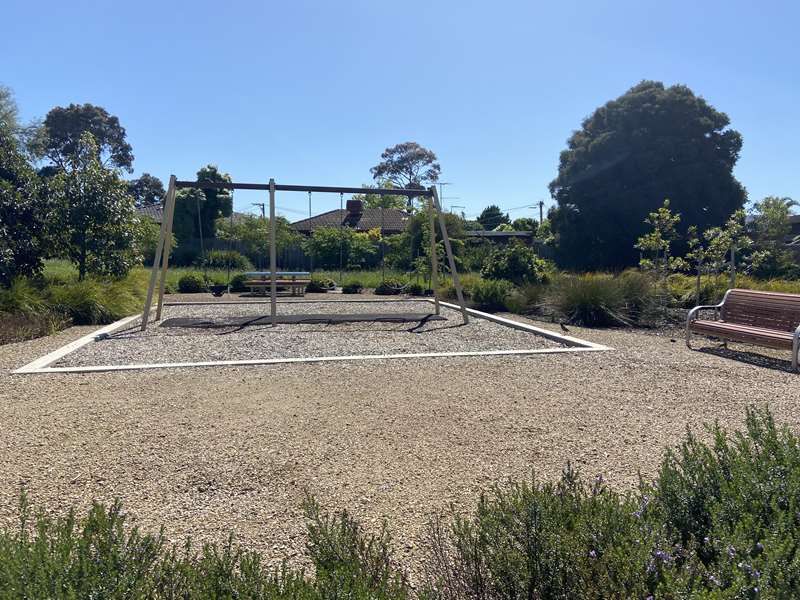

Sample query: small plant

[480,242,551,285]
[545,273,628,326]
[471,278,515,311]
[228,273,248,293]
[374,277,407,295]
[342,281,363,294]
[405,282,430,296]
[306,276,336,293]
[177,272,207,293]
[199,249,253,271]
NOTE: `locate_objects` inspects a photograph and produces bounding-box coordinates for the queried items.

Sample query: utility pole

[538,200,545,225]
[252,202,266,219]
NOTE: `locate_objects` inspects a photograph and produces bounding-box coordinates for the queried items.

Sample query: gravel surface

[54,299,564,368]
[0,294,798,580]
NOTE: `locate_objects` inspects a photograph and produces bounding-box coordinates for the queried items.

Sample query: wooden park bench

[243,271,311,297]
[686,288,800,371]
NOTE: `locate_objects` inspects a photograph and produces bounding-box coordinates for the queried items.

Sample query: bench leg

[793,335,799,372]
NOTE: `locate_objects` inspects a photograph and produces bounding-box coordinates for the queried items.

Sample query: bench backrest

[721,289,800,332]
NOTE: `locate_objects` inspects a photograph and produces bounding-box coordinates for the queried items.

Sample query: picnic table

[243,271,311,296]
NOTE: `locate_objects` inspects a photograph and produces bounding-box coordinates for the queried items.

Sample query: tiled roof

[137,205,250,225]
[292,208,410,234]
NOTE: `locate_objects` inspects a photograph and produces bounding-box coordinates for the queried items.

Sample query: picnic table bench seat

[686,288,800,370]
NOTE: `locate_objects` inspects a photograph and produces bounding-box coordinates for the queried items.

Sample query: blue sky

[3,0,798,221]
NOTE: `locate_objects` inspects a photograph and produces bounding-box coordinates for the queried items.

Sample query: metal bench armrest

[686,302,725,348]
[794,324,800,371]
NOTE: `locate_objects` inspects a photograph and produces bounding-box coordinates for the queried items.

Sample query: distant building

[136,204,249,225]
[292,200,410,235]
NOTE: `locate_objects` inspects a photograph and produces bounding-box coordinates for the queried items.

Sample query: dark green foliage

[177,272,207,293]
[0,135,49,286]
[31,103,134,171]
[477,205,510,229]
[0,495,409,599]
[342,281,363,294]
[370,142,440,191]
[228,273,248,293]
[199,249,252,271]
[306,276,336,293]
[480,242,551,285]
[405,282,430,296]
[550,81,746,270]
[511,217,537,232]
[45,273,147,325]
[127,172,165,207]
[136,217,176,266]
[50,133,141,280]
[303,228,377,270]
[471,279,514,311]
[374,277,407,295]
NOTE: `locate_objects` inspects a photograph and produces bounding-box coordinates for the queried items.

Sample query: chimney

[346,199,364,215]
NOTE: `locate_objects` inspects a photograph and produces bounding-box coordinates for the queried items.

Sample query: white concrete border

[13,299,610,375]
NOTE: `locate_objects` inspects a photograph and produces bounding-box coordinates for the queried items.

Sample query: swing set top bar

[175,180,432,197]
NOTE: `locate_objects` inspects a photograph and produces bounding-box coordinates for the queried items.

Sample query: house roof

[137,204,250,225]
[292,208,410,233]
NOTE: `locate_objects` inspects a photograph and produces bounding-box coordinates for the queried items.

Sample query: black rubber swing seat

[160,312,446,328]
[208,284,228,297]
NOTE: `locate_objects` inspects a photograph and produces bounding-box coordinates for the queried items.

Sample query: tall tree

[0,133,50,286]
[351,182,406,210]
[370,142,441,192]
[0,85,19,140]
[750,196,799,278]
[128,173,165,207]
[549,81,746,269]
[477,205,510,229]
[50,133,140,279]
[31,103,134,172]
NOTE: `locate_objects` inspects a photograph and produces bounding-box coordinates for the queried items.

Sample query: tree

[51,133,140,279]
[302,227,376,269]
[136,217,176,266]
[0,133,50,286]
[477,205,510,229]
[634,199,686,277]
[216,214,299,266]
[0,86,19,140]
[171,165,233,260]
[31,103,134,172]
[128,173,165,207]
[351,182,406,210]
[512,217,538,233]
[749,196,798,278]
[549,81,746,270]
[370,142,441,193]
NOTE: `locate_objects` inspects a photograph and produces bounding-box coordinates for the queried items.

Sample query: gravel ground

[54,299,564,368]
[0,294,798,580]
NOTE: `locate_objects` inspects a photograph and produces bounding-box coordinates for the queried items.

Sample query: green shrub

[0,278,46,315]
[199,249,253,271]
[177,272,207,293]
[426,407,800,599]
[307,276,336,293]
[47,280,112,325]
[228,273,248,293]
[374,277,407,295]
[342,281,363,294]
[617,269,658,321]
[544,273,629,326]
[407,282,433,296]
[480,242,551,285]
[0,495,409,599]
[471,279,515,311]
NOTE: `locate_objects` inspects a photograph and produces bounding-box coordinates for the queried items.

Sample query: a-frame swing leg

[140,176,176,331]
[431,187,469,324]
[155,175,178,321]
[429,196,440,315]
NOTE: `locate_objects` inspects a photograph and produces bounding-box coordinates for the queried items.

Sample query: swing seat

[209,284,228,297]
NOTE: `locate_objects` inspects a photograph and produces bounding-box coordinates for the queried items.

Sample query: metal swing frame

[140,177,469,331]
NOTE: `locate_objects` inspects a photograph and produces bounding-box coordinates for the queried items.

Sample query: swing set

[140,177,469,331]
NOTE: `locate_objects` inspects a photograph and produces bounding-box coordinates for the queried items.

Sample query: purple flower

[588,550,597,559]
[728,545,736,558]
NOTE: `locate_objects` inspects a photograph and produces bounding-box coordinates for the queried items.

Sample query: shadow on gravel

[697,346,796,374]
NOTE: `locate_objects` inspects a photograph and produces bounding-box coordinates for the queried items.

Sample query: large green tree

[477,205,510,229]
[549,81,746,269]
[0,86,19,140]
[128,173,165,207]
[370,142,440,206]
[51,133,140,279]
[31,103,134,172]
[0,134,50,286]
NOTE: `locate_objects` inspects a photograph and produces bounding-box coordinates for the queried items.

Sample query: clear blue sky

[3,0,798,221]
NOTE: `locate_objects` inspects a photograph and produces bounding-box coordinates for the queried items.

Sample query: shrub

[374,277,407,295]
[307,276,336,293]
[228,273,248,293]
[426,407,800,599]
[471,279,515,311]
[617,269,658,322]
[0,495,409,599]
[544,273,629,326]
[342,281,363,294]
[199,249,253,271]
[0,278,46,315]
[406,282,433,296]
[177,272,207,293]
[480,242,551,285]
